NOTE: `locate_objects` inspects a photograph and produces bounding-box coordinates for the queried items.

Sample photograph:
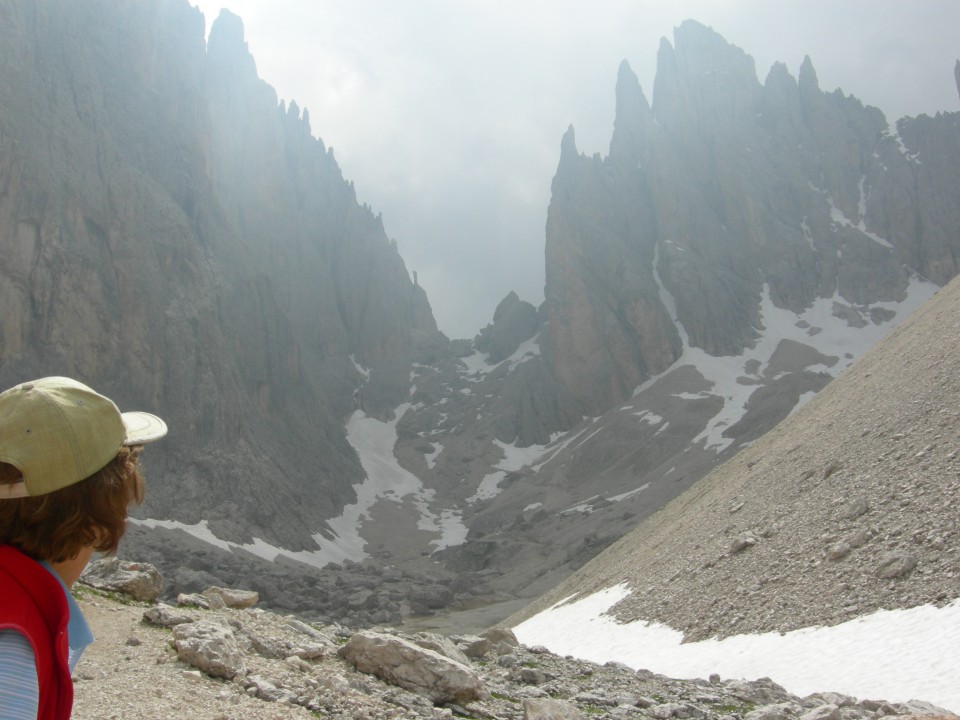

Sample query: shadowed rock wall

[0,0,440,549]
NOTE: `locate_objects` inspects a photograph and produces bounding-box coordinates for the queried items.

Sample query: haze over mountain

[0,0,958,635]
[190,0,960,340]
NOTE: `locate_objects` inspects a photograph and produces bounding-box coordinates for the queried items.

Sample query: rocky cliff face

[0,0,439,549]
[544,20,960,415]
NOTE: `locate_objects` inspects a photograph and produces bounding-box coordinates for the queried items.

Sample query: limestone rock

[143,604,197,628]
[459,635,493,658]
[800,704,842,720]
[338,630,488,704]
[410,632,472,666]
[202,586,259,609]
[79,557,163,601]
[826,542,852,561]
[876,553,917,579]
[481,627,519,647]
[475,292,541,363]
[178,592,219,609]
[172,620,246,679]
[524,697,583,719]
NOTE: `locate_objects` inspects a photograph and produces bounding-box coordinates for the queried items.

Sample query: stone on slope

[338,630,488,705]
[79,557,163,602]
[172,619,246,680]
[524,697,583,720]
[202,585,260,608]
[143,603,197,628]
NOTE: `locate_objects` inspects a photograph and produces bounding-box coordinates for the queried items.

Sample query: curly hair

[0,446,145,562]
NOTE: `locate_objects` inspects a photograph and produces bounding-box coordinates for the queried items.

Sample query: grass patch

[71,584,147,606]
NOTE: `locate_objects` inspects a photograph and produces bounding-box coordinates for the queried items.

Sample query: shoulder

[0,545,69,625]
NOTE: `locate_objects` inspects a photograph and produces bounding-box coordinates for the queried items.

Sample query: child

[0,377,167,719]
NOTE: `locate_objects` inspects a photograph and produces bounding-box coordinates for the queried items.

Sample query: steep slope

[0,0,439,552]
[509,273,960,643]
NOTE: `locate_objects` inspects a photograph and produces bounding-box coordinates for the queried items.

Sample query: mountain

[543,19,960,414]
[0,0,440,551]
[429,21,960,609]
[2,3,958,631]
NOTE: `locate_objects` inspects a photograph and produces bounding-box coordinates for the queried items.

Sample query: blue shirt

[0,562,93,718]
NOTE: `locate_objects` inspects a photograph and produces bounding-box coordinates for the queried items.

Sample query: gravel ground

[71,594,317,720]
[69,587,955,720]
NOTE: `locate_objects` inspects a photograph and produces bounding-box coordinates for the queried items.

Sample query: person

[0,376,167,720]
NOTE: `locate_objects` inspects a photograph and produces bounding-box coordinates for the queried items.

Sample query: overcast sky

[190,0,960,339]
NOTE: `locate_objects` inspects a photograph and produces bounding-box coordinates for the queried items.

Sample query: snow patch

[468,470,507,503]
[887,124,921,163]
[457,337,542,377]
[609,483,651,502]
[688,281,933,451]
[424,442,442,469]
[468,437,555,503]
[562,495,601,514]
[129,517,358,569]
[350,355,371,380]
[650,240,936,453]
[514,584,960,714]
[339,404,469,555]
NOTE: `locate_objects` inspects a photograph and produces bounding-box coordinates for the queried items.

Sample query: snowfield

[514,584,960,713]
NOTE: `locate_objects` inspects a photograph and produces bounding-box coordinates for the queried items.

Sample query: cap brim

[122,411,168,445]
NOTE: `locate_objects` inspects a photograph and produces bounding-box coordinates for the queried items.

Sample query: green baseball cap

[0,377,167,499]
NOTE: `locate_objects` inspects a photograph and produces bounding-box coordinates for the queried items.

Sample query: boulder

[202,585,259,609]
[523,697,583,720]
[338,630,488,704]
[410,632,471,666]
[172,620,246,679]
[876,553,917,579]
[142,603,196,628]
[79,557,163,601]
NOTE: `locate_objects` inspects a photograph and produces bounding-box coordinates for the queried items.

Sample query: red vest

[0,544,73,720]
